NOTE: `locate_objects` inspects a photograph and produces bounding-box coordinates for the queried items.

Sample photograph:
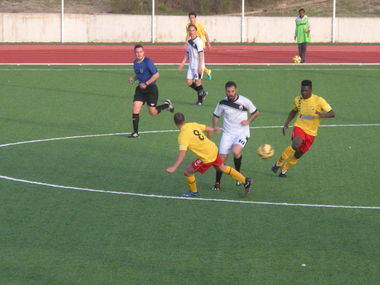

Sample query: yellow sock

[282,155,299,171]
[186,175,197,193]
[204,67,211,75]
[222,166,246,184]
[277,145,295,166]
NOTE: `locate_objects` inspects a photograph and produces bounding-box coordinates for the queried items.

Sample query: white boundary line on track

[0,123,379,210]
[0,63,380,66]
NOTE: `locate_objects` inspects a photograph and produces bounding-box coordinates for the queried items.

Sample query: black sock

[216,170,223,183]
[132,113,139,133]
[156,103,169,113]
[234,155,242,172]
[189,83,197,90]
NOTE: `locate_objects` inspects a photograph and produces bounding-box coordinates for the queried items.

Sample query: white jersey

[213,95,257,138]
[186,36,204,69]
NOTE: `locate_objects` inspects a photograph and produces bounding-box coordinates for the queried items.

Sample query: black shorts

[134,84,158,107]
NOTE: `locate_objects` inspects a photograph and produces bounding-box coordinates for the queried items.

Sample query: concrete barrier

[0,13,379,43]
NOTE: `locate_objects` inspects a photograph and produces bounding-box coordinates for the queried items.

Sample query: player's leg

[129,86,147,138]
[216,163,252,194]
[212,134,233,190]
[301,43,307,63]
[204,66,212,80]
[298,43,302,59]
[203,51,212,80]
[145,85,174,116]
[212,154,227,190]
[280,131,316,177]
[231,144,245,186]
[194,76,207,105]
[181,163,199,197]
[272,126,305,172]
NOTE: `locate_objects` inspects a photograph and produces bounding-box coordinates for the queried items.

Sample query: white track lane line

[0,123,379,210]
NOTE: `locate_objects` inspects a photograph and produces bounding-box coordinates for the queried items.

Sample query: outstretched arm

[166,150,187,173]
[282,109,298,135]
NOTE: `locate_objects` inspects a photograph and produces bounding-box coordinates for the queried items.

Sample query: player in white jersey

[178,24,208,106]
[212,81,260,190]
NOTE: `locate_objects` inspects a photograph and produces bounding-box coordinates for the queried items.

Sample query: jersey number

[193,130,205,141]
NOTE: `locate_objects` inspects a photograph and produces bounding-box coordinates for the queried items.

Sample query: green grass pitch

[1,65,379,284]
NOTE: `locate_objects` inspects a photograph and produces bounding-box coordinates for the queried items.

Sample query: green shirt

[295,16,311,43]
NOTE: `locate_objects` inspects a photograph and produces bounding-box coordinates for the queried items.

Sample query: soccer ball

[292,55,302,63]
[257,144,275,159]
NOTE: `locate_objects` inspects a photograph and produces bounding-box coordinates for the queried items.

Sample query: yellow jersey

[293,94,333,136]
[178,122,218,164]
[186,22,207,43]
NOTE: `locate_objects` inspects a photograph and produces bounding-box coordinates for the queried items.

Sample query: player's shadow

[0,83,124,100]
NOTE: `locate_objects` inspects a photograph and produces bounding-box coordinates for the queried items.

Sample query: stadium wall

[0,13,379,43]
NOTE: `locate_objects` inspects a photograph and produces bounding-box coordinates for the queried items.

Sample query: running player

[272,80,335,177]
[166,112,253,197]
[212,81,260,190]
[128,44,174,138]
[185,12,212,80]
[178,24,208,106]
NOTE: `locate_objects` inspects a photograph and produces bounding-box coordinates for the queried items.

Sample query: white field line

[0,124,379,149]
[0,174,379,210]
[0,123,379,210]
[0,63,380,66]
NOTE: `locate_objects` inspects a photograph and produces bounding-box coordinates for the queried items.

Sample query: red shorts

[191,154,224,174]
[292,126,316,153]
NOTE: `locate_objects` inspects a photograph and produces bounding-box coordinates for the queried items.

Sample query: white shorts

[186,66,204,80]
[219,133,249,155]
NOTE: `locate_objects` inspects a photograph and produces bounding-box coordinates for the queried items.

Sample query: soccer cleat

[271,163,280,174]
[243,177,252,194]
[211,182,221,191]
[195,101,203,106]
[128,132,139,138]
[279,171,287,178]
[180,191,200,197]
[206,70,213,80]
[164,99,174,113]
[236,181,242,186]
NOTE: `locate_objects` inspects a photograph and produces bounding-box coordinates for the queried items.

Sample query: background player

[128,44,174,138]
[185,12,212,80]
[295,8,311,63]
[212,81,260,190]
[166,112,252,197]
[178,25,208,106]
[272,80,335,177]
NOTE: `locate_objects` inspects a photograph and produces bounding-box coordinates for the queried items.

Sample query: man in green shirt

[295,8,311,63]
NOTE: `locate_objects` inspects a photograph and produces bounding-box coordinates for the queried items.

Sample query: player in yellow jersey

[186,12,212,80]
[272,80,335,177]
[166,112,252,197]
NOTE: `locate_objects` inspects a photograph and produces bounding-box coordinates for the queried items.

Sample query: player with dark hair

[166,112,253,197]
[272,80,335,177]
[212,81,260,190]
[295,8,311,63]
[185,12,212,80]
[178,25,208,106]
[128,45,174,138]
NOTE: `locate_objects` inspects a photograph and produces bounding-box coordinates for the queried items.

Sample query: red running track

[0,45,379,64]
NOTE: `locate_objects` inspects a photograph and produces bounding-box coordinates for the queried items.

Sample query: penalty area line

[0,174,379,210]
